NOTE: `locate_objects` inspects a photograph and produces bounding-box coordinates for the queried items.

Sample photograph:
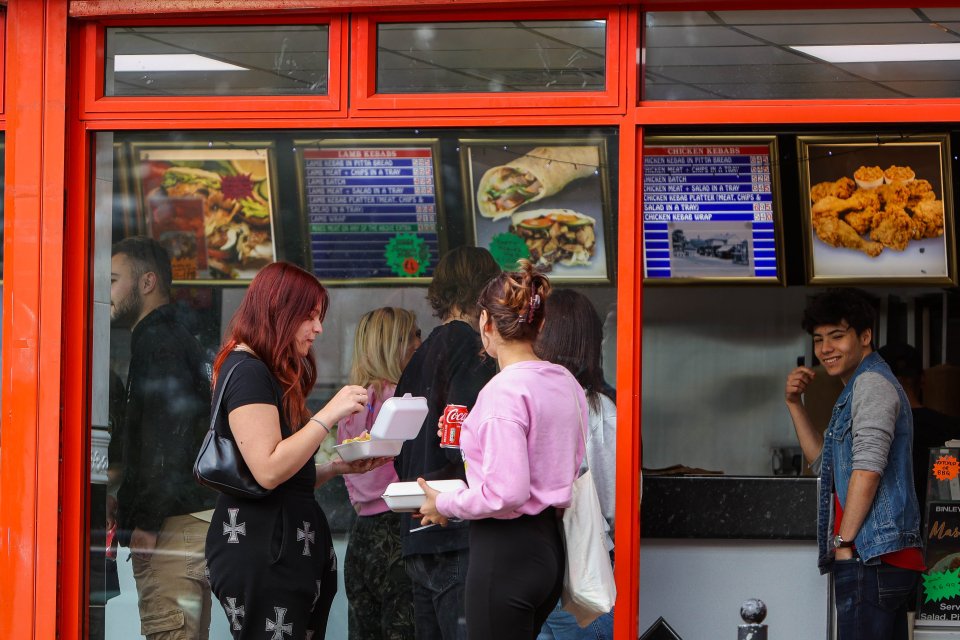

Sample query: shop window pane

[645,8,960,100]
[105,25,329,97]
[89,127,617,639]
[377,20,606,93]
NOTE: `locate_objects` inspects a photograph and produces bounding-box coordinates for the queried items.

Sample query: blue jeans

[833,558,918,640]
[405,550,469,640]
[537,602,614,640]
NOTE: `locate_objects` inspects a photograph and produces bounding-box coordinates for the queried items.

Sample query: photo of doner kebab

[809,165,944,257]
[477,146,600,220]
[508,208,596,270]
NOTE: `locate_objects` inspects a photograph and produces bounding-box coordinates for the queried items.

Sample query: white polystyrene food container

[381,479,466,512]
[334,393,428,462]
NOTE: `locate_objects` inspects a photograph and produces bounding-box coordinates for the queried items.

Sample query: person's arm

[230,384,368,490]
[433,417,531,520]
[835,373,899,559]
[784,366,824,464]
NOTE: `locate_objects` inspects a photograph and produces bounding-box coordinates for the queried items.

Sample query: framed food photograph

[132,143,279,283]
[294,138,446,284]
[641,135,785,285]
[798,134,956,284]
[460,138,613,283]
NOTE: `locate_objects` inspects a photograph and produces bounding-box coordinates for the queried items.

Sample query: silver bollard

[738,598,767,640]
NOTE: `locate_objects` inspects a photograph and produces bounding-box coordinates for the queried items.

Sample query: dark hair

[801,288,876,337]
[212,262,329,429]
[112,236,173,298]
[477,260,551,343]
[878,341,923,390]
[535,289,605,411]
[427,246,501,320]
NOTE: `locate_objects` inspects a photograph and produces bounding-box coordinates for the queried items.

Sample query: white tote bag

[560,391,617,627]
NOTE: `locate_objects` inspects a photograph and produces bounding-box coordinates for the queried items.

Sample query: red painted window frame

[78,14,348,119]
[350,7,626,117]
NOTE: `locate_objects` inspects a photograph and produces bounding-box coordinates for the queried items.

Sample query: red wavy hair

[213,262,329,430]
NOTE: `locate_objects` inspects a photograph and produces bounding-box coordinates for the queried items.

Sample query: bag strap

[209,360,244,435]
[570,378,588,474]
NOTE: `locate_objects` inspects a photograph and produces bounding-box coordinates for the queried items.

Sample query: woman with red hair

[205,261,390,640]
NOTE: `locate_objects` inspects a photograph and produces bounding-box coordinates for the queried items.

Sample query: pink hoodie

[435,360,586,520]
[337,382,399,516]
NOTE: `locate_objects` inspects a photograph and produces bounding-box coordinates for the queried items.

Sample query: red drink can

[440,404,468,448]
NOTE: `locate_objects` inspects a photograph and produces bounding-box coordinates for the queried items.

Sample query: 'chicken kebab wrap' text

[477,146,600,220]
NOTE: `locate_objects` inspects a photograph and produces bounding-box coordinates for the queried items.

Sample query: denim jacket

[816,352,922,573]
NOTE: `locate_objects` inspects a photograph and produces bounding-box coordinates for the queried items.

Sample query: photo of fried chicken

[809,165,945,257]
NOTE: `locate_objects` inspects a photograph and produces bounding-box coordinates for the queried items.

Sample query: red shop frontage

[4,1,960,639]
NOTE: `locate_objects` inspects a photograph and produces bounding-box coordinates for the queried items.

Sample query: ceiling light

[789,43,960,63]
[114,54,247,72]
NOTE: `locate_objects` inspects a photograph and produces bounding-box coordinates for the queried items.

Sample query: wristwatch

[831,534,854,550]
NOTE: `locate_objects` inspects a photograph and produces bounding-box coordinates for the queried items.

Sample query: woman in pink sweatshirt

[418,261,587,640]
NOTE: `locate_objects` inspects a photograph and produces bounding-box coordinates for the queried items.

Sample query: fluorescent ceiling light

[790,43,960,63]
[114,54,247,72]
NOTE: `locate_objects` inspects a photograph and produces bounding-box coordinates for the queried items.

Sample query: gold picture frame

[130,141,280,285]
[640,135,785,285]
[798,134,956,285]
[293,138,447,285]
[459,137,614,284]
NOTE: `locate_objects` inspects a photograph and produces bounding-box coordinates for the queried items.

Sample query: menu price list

[642,145,777,280]
[303,147,439,279]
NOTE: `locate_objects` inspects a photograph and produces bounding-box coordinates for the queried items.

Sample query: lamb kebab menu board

[642,139,782,283]
[301,144,441,281]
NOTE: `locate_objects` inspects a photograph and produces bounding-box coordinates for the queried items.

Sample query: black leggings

[465,508,564,640]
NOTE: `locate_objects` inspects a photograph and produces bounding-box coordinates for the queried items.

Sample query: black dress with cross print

[205,351,337,640]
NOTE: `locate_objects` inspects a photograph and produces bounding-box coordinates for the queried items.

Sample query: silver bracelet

[309,417,330,434]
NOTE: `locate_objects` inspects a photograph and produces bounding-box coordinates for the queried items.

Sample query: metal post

[738,598,768,640]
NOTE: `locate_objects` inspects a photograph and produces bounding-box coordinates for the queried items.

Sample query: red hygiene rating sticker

[934,455,960,481]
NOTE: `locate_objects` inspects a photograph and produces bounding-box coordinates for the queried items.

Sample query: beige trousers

[131,514,211,640]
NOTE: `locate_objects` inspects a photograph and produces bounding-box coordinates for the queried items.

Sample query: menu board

[301,144,441,281]
[642,139,781,283]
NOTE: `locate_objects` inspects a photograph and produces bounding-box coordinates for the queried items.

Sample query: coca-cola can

[440,404,468,448]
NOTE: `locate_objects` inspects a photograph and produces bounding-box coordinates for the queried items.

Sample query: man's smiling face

[813,321,872,384]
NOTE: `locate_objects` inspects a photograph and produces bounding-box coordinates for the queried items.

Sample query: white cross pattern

[223,596,245,631]
[265,606,293,640]
[222,508,246,544]
[297,521,315,556]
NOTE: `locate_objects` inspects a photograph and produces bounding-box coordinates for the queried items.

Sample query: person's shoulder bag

[561,382,617,627]
[194,360,272,499]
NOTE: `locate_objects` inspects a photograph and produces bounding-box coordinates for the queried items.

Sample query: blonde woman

[338,307,422,640]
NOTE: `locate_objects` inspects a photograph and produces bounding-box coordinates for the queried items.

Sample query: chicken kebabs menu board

[301,146,440,280]
[138,148,277,281]
[463,141,610,282]
[800,137,954,282]
[641,141,780,282]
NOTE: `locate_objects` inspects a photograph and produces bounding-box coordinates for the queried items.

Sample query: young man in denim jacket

[785,288,923,640]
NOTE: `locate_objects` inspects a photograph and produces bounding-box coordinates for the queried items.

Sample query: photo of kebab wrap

[477,146,600,220]
[508,209,597,270]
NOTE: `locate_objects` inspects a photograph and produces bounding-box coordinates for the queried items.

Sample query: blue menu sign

[642,143,780,282]
[303,146,440,280]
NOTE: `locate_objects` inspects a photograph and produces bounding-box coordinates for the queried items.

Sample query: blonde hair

[348,307,419,393]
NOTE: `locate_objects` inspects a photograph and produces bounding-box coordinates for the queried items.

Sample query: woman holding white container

[417,261,586,640]
[337,307,421,640]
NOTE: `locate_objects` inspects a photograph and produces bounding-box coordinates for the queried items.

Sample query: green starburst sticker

[923,567,960,603]
[489,232,530,271]
[384,233,430,277]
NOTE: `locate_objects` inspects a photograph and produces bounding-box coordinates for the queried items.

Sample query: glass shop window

[644,8,960,100]
[104,25,330,97]
[376,20,606,93]
[88,127,618,639]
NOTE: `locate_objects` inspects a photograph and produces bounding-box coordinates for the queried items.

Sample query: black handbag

[193,361,272,499]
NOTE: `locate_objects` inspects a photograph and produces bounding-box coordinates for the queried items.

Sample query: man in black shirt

[110,236,215,640]
[394,247,500,640]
